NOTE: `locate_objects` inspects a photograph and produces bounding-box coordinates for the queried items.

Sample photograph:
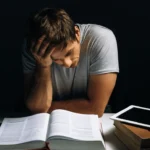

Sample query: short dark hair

[26,8,76,49]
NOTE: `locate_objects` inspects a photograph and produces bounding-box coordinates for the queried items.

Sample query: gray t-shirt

[22,23,119,100]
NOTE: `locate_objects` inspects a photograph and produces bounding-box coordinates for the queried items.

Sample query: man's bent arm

[24,66,52,113]
[48,73,117,117]
[49,98,97,115]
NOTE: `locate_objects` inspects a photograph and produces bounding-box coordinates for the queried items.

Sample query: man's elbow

[26,101,51,114]
[90,102,105,117]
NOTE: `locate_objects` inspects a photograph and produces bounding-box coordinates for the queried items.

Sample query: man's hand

[30,35,54,68]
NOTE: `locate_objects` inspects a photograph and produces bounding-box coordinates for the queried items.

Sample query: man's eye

[65,50,72,57]
[54,59,59,61]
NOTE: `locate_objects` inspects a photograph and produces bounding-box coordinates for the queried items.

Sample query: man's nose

[63,58,72,68]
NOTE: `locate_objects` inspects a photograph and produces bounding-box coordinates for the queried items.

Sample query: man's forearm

[48,99,105,117]
[26,66,52,113]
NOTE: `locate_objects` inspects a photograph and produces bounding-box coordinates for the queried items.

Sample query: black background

[0,0,150,113]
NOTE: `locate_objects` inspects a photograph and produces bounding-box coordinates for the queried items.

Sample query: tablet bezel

[110,105,150,128]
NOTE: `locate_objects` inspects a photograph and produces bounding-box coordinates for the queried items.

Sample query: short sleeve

[22,39,36,73]
[89,27,119,75]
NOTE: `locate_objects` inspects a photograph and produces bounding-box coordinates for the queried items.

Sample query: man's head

[27,8,80,68]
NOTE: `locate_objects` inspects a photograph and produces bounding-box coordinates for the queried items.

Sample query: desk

[0,113,127,150]
[101,113,128,150]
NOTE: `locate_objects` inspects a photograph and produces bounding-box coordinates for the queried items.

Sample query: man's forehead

[51,47,66,58]
[51,42,74,59]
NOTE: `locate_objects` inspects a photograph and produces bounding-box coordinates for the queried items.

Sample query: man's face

[50,26,81,68]
[51,40,80,68]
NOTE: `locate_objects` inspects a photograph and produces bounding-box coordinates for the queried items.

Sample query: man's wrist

[36,63,51,69]
[35,63,51,80]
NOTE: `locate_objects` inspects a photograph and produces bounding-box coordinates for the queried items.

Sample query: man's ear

[74,25,80,42]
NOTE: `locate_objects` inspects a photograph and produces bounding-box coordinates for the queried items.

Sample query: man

[22,7,119,118]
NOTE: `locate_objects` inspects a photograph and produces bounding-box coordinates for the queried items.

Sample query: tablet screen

[117,107,150,125]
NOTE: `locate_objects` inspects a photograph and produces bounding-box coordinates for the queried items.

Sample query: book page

[0,113,50,145]
[47,109,104,143]
[47,109,71,139]
[70,113,102,141]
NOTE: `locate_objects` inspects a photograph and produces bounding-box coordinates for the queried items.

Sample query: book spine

[114,128,141,150]
[114,121,141,145]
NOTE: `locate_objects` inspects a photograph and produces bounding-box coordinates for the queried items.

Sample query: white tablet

[110,105,150,128]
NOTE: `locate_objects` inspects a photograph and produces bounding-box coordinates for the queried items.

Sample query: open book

[0,109,105,150]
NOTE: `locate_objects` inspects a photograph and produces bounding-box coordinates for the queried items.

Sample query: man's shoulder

[77,23,114,36]
[77,23,115,45]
